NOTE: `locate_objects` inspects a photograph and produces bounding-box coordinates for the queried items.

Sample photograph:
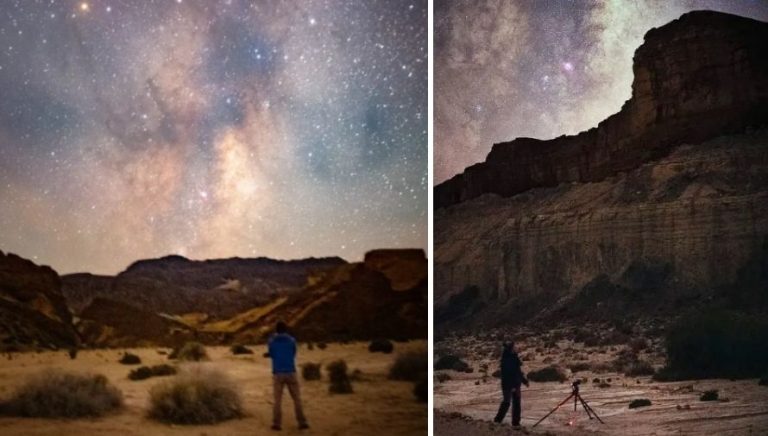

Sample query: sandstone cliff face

[0,251,78,349]
[435,11,768,209]
[434,11,768,329]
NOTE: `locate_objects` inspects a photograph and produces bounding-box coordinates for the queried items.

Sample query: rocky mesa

[434,11,768,330]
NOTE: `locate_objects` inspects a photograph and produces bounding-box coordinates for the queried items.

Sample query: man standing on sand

[494,341,529,427]
[269,321,309,431]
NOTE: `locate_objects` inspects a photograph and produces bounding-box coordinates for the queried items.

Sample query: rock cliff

[435,11,768,209]
[434,11,768,329]
[0,251,78,349]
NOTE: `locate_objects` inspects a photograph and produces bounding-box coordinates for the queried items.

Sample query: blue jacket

[268,333,297,374]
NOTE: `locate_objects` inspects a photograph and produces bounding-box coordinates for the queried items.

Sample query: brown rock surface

[0,251,78,349]
[435,131,768,328]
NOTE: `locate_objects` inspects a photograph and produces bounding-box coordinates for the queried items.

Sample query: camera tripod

[532,381,604,428]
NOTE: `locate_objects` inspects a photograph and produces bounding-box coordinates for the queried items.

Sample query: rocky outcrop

[62,255,346,318]
[0,251,78,349]
[210,249,428,343]
[435,10,768,330]
[436,11,768,209]
[435,130,768,328]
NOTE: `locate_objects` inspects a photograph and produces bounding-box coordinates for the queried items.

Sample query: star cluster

[435,0,768,183]
[0,0,427,274]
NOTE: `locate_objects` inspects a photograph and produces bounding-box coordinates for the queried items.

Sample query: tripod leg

[578,395,604,424]
[532,393,574,428]
[577,394,594,419]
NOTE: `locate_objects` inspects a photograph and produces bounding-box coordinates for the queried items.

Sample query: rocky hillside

[434,11,768,330]
[184,249,428,345]
[0,251,78,350]
[63,255,346,318]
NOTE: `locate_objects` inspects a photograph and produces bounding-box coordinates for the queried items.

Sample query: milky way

[435,0,768,183]
[0,0,427,274]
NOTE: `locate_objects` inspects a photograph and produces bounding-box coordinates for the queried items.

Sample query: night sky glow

[435,0,768,183]
[0,1,427,274]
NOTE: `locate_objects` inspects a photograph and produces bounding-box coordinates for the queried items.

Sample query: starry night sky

[435,0,768,183]
[0,0,427,274]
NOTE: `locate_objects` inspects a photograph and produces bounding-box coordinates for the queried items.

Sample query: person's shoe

[299,423,310,430]
[271,424,282,431]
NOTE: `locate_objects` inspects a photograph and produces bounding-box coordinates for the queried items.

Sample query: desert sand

[0,341,427,436]
[435,346,768,436]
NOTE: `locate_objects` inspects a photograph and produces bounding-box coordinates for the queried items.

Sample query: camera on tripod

[532,379,604,428]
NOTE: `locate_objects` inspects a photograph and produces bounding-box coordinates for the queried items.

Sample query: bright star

[80,2,89,12]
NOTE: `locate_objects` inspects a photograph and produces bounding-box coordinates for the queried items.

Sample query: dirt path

[0,342,427,436]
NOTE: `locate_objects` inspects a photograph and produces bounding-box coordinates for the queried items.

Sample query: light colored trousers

[273,373,308,427]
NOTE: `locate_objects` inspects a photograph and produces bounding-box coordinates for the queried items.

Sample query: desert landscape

[434,332,768,435]
[0,341,427,435]
[433,10,768,436]
[0,248,427,434]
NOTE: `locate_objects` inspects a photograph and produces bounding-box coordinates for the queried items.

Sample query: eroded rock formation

[436,11,768,209]
[434,11,768,329]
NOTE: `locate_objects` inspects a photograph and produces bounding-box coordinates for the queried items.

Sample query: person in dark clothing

[268,321,309,431]
[494,341,529,427]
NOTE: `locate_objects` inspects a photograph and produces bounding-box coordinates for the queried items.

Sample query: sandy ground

[0,342,427,436]
[435,368,768,436]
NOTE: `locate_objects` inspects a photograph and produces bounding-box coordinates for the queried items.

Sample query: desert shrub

[611,349,639,373]
[1,370,123,417]
[434,355,470,372]
[598,382,611,388]
[413,378,428,402]
[130,364,177,381]
[700,390,719,401]
[119,352,141,365]
[230,344,253,355]
[389,349,428,382]
[327,360,353,394]
[436,372,451,383]
[302,363,322,381]
[625,360,655,377]
[368,338,394,354]
[307,342,314,350]
[527,365,568,383]
[350,368,364,381]
[129,366,154,381]
[629,337,649,352]
[628,398,651,409]
[759,370,768,386]
[148,368,243,424]
[569,362,591,373]
[492,369,501,378]
[175,342,209,362]
[317,342,327,350]
[661,309,768,380]
[151,364,177,376]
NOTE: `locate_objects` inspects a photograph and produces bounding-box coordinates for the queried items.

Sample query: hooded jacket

[500,347,527,387]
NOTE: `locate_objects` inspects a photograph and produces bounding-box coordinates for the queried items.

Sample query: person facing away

[493,341,529,427]
[268,321,309,431]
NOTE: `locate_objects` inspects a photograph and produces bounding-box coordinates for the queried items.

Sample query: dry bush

[389,349,428,382]
[629,398,651,409]
[119,352,141,365]
[317,342,327,350]
[148,368,243,424]
[700,390,719,401]
[302,363,322,381]
[625,360,655,377]
[0,370,123,418]
[326,360,353,394]
[230,344,253,355]
[434,355,470,372]
[368,339,394,354]
[568,362,592,373]
[436,372,451,383]
[175,342,209,362]
[527,365,568,383]
[413,378,427,402]
[129,364,177,381]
